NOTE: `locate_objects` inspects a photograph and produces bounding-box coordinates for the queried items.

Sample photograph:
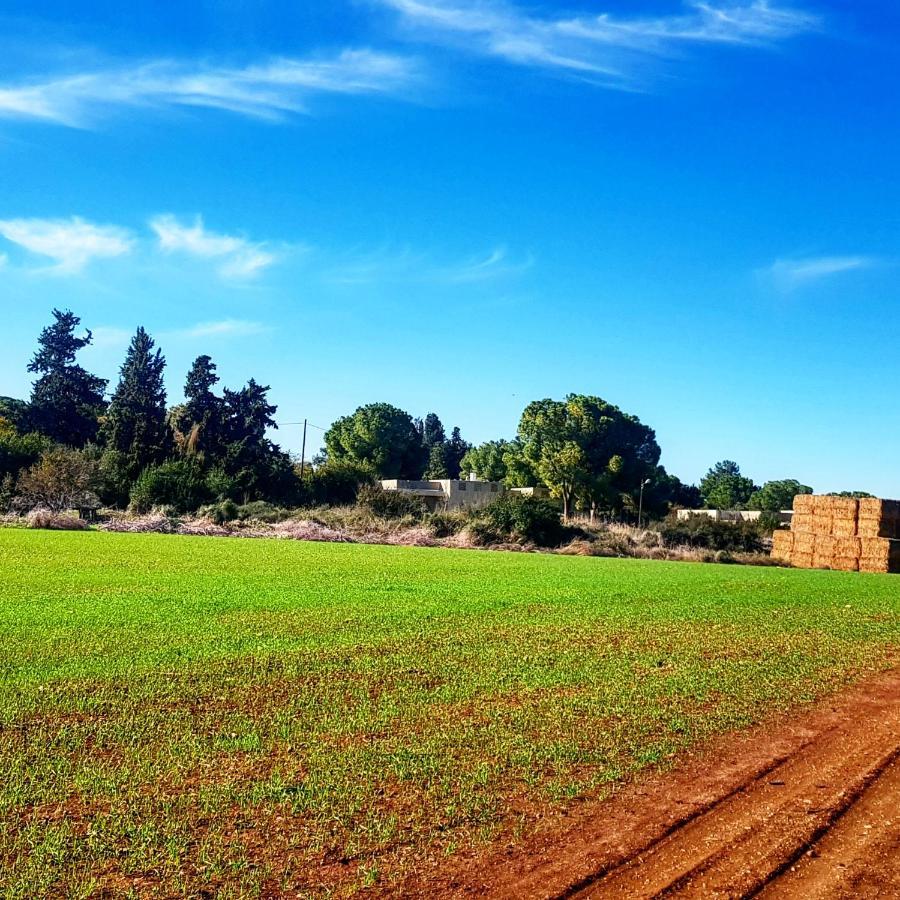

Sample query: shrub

[130,461,211,514]
[357,484,427,521]
[473,495,566,547]
[658,516,765,553]
[16,446,100,512]
[305,459,376,506]
[26,508,88,530]
[426,510,468,538]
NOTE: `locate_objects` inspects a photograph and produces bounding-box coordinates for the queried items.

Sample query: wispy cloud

[322,243,531,285]
[150,214,279,280]
[379,0,819,87]
[765,255,879,291]
[0,216,134,273]
[0,49,421,127]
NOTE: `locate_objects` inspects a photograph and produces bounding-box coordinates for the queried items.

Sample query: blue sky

[1,1,898,494]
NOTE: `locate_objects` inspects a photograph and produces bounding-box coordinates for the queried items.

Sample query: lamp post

[637,478,651,529]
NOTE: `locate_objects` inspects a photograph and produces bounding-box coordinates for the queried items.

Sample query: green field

[2,530,899,897]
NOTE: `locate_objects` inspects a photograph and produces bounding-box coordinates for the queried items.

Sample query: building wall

[380,479,504,511]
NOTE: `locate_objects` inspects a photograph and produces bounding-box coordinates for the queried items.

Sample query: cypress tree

[102,327,169,477]
[27,309,107,446]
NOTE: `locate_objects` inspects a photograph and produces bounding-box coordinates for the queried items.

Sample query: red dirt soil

[406,668,900,899]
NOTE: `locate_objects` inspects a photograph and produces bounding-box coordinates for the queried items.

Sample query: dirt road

[416,669,900,899]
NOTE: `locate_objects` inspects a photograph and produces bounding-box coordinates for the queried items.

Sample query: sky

[1,0,898,495]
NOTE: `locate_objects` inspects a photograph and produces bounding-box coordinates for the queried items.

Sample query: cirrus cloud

[0,216,134,273]
[378,0,820,87]
[0,49,423,128]
[150,214,280,281]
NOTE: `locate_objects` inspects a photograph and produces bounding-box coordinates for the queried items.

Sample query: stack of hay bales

[771,495,900,573]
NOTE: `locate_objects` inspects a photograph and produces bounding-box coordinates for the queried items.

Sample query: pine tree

[27,309,107,446]
[444,426,471,480]
[424,442,449,479]
[421,412,446,449]
[102,327,169,478]
[182,355,222,458]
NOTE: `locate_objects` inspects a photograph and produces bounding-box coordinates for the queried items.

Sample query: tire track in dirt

[409,668,900,899]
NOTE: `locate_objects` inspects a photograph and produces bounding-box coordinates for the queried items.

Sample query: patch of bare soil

[405,668,900,899]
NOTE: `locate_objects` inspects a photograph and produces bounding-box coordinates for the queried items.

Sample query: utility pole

[637,478,650,529]
[299,418,308,481]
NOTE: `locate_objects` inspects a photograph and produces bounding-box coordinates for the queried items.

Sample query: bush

[199,499,293,525]
[357,484,427,521]
[473,495,566,547]
[426,510,468,538]
[26,508,88,530]
[658,516,765,553]
[16,446,100,512]
[305,459,375,506]
[130,461,211,514]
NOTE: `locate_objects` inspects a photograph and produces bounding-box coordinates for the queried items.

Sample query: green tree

[102,327,170,479]
[699,460,757,510]
[172,355,224,460]
[325,403,426,479]
[27,309,107,446]
[749,479,813,511]
[0,418,50,481]
[0,397,30,433]
[419,412,446,450]
[220,379,298,503]
[460,439,515,482]
[424,442,449,478]
[518,395,660,519]
[444,426,470,479]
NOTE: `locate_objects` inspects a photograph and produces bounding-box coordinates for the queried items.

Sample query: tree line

[1,308,845,519]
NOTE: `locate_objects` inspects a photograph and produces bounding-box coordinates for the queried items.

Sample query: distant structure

[772,495,900,573]
[676,508,793,525]
[380,476,552,512]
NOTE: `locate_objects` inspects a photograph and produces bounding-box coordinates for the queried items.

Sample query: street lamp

[637,478,651,529]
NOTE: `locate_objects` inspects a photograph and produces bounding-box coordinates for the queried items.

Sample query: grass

[1,529,898,897]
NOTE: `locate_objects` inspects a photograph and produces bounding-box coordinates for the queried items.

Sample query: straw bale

[771,530,793,561]
[859,538,900,573]
[831,517,858,537]
[815,534,836,554]
[812,553,833,570]
[791,551,814,569]
[813,495,834,515]
[793,532,816,554]
[829,497,859,518]
[832,537,861,558]
[831,557,860,573]
[790,513,815,533]
[858,498,900,520]
[792,494,815,514]
[857,517,900,540]
[812,515,833,537]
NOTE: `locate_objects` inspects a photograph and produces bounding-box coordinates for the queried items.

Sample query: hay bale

[831,516,858,537]
[832,537,861,558]
[859,538,900,573]
[831,557,860,572]
[830,497,859,518]
[793,532,816,554]
[793,494,815,514]
[771,530,794,562]
[857,517,900,540]
[813,495,834,514]
[813,515,834,537]
[790,513,815,533]
[859,498,900,520]
[791,551,814,569]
